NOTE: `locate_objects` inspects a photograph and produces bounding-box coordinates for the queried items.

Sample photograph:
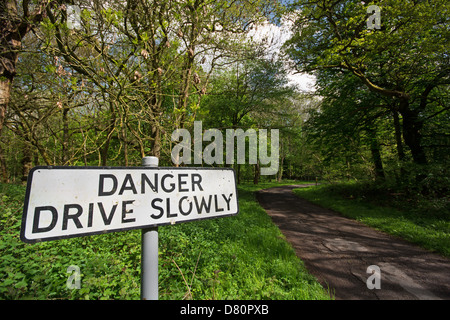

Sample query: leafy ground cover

[0,181,330,300]
[293,182,450,258]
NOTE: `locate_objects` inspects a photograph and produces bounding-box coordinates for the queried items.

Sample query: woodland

[0,0,448,193]
[0,0,449,301]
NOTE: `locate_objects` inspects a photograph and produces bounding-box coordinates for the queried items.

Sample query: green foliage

[200,58,293,128]
[159,182,329,300]
[1,0,291,182]
[0,184,141,299]
[0,182,329,300]
[284,0,450,181]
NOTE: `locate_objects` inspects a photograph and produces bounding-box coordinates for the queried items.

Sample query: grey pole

[141,156,159,300]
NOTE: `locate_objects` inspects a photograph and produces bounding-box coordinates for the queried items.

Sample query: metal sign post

[140,156,159,300]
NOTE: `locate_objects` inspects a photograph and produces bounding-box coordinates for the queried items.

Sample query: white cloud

[247,16,316,93]
[287,72,316,92]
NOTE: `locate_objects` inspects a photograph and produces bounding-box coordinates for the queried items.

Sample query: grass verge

[0,181,330,300]
[293,184,450,258]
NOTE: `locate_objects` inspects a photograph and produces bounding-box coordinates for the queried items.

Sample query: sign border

[20,166,239,243]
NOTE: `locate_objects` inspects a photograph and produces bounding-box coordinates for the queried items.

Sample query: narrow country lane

[256,185,450,300]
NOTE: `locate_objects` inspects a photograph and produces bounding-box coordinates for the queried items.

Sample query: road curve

[256,185,450,300]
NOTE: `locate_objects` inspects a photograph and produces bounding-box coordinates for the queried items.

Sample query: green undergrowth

[0,181,330,300]
[293,183,450,258]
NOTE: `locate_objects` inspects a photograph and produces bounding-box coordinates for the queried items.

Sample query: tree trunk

[61,105,69,165]
[0,0,45,181]
[0,78,11,134]
[253,161,260,184]
[0,43,14,182]
[21,142,32,183]
[367,128,385,180]
[236,163,241,184]
[150,124,161,158]
[0,73,13,182]
[1,1,22,134]
[120,120,129,166]
[0,143,8,183]
[392,110,405,162]
[345,157,351,181]
[398,99,427,166]
[100,102,117,166]
[392,109,407,180]
[277,155,284,182]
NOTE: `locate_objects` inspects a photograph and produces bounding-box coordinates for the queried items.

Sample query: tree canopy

[0,0,448,194]
[283,0,449,185]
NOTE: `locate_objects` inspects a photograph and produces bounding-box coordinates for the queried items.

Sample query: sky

[67,2,315,92]
[247,16,316,93]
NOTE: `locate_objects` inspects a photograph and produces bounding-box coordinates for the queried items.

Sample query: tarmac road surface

[256,185,450,300]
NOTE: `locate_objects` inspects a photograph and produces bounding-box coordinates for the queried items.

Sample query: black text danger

[31,172,235,235]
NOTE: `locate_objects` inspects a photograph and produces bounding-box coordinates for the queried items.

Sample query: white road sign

[21,166,238,243]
